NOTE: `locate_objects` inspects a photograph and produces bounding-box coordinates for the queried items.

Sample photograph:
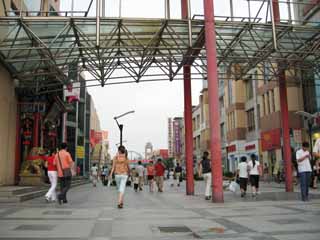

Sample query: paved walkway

[0,180,319,240]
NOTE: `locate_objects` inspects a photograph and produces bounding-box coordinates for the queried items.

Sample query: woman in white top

[237,156,249,198]
[248,154,261,197]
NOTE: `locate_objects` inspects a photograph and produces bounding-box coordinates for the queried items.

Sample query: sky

[60,0,290,156]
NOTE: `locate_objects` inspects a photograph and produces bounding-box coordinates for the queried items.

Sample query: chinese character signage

[173,120,181,155]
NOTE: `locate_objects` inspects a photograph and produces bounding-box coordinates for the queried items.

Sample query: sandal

[117,203,123,209]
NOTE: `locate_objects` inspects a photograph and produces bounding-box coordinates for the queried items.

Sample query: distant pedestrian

[101,166,109,186]
[45,149,58,202]
[132,171,139,192]
[54,143,74,205]
[198,151,212,200]
[155,158,166,192]
[136,161,144,191]
[237,156,248,198]
[263,163,270,183]
[174,163,183,187]
[109,146,130,208]
[248,154,261,197]
[146,161,155,192]
[91,163,98,187]
[169,169,175,187]
[312,139,320,189]
[296,142,312,201]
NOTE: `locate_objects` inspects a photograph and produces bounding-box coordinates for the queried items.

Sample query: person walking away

[312,138,320,189]
[109,146,130,208]
[312,159,319,189]
[45,149,58,202]
[263,163,270,183]
[169,169,175,187]
[174,163,183,187]
[91,163,98,187]
[198,151,212,200]
[248,154,261,198]
[296,142,312,201]
[54,143,74,205]
[102,166,109,186]
[237,156,249,198]
[146,161,155,192]
[154,159,166,192]
[132,171,139,192]
[136,161,144,191]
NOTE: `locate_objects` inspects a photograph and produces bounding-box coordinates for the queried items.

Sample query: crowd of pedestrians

[42,140,319,207]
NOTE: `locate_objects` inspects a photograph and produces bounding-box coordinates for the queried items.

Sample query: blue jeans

[299,172,311,201]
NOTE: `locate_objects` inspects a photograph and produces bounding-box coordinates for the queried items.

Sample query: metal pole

[71,0,74,16]
[230,0,234,21]
[102,0,105,17]
[20,0,22,17]
[181,0,194,196]
[119,0,122,18]
[273,0,293,192]
[269,0,278,51]
[248,0,251,22]
[96,0,101,47]
[187,0,192,47]
[203,0,224,203]
[165,0,170,19]
[119,124,123,146]
[308,121,313,154]
[75,101,79,169]
[287,0,292,23]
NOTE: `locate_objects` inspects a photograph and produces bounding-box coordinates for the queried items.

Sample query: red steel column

[14,104,21,184]
[183,66,194,195]
[203,0,224,202]
[33,112,40,147]
[181,0,194,195]
[273,0,293,192]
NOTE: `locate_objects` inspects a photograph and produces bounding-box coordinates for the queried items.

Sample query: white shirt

[296,149,312,173]
[248,161,260,175]
[238,162,248,178]
[136,165,144,177]
[91,166,98,176]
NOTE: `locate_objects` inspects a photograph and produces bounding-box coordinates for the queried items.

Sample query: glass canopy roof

[0,16,319,92]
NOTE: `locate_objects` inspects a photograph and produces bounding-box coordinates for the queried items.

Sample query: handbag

[57,152,72,177]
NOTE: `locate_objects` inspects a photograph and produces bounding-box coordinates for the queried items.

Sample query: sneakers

[205,196,211,200]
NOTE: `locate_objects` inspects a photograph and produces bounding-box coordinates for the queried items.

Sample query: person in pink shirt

[54,143,74,204]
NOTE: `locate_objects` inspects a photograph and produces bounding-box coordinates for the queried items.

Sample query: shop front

[17,95,67,185]
[261,129,282,177]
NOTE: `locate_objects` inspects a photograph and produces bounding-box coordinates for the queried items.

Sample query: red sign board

[227,145,236,153]
[159,149,169,159]
[261,128,281,151]
[245,144,256,151]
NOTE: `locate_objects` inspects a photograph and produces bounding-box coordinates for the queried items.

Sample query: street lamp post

[114,110,135,147]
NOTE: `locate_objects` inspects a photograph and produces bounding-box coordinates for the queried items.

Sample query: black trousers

[59,176,72,201]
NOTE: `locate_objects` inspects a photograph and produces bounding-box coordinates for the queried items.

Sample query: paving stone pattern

[0,181,319,240]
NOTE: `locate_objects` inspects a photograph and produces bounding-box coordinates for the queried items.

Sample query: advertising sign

[64,82,80,103]
[173,120,181,154]
[76,146,85,159]
[261,128,281,151]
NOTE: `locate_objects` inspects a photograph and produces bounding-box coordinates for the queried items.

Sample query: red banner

[261,128,281,151]
[159,149,169,159]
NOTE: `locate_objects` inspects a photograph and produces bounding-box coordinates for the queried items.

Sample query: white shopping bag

[107,177,112,187]
[229,181,240,193]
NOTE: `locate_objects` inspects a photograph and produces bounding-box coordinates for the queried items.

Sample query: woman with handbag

[54,142,74,205]
[109,145,130,209]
